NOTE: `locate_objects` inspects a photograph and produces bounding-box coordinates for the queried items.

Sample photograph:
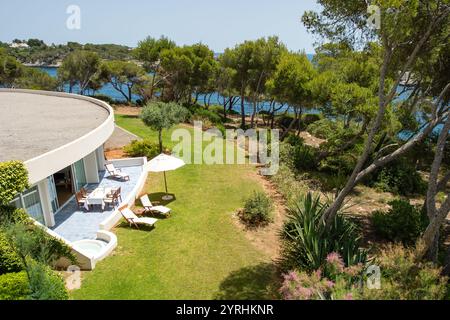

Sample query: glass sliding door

[73,159,87,192]
[22,186,44,224]
[47,175,59,213]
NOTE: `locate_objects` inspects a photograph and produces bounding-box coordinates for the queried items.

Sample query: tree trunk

[240,89,246,129]
[420,114,450,258]
[280,108,299,141]
[250,99,257,128]
[149,70,158,101]
[128,86,132,104]
[321,16,447,226]
[158,130,163,153]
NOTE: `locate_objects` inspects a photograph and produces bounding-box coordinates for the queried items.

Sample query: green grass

[115,114,191,149]
[71,115,277,300]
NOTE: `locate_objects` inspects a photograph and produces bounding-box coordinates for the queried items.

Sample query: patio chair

[80,187,89,198]
[75,192,87,210]
[104,188,121,209]
[105,163,130,181]
[140,194,171,216]
[119,205,158,229]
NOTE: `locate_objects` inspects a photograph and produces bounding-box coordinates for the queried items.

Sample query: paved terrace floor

[51,166,143,243]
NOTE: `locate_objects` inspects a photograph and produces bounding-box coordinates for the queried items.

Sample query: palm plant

[279,192,367,273]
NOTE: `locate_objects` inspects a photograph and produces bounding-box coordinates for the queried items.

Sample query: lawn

[71,115,277,300]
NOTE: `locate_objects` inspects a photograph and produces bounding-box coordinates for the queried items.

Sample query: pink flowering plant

[280,252,365,300]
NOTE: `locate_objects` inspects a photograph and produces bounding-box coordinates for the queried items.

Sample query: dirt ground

[113,105,141,116]
[232,169,288,261]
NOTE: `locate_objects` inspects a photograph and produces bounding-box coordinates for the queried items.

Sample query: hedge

[0,206,30,226]
[0,271,30,300]
[0,231,23,274]
[0,161,28,205]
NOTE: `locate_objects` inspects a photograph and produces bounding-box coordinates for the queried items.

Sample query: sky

[0,0,321,53]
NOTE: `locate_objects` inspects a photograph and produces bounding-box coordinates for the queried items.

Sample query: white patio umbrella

[145,154,185,200]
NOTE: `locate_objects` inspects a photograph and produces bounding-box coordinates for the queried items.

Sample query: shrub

[28,262,68,300]
[0,271,30,300]
[124,139,170,159]
[3,222,75,267]
[359,244,448,300]
[285,134,305,147]
[280,193,367,273]
[302,113,322,127]
[191,108,223,125]
[318,151,358,176]
[371,199,428,245]
[307,119,339,139]
[270,165,308,202]
[292,143,317,171]
[0,205,30,226]
[239,191,273,227]
[0,231,23,274]
[0,161,29,205]
[280,138,317,172]
[372,160,426,195]
[280,253,364,300]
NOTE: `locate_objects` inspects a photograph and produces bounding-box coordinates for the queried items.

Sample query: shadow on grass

[214,263,280,300]
[116,220,157,232]
[148,192,177,206]
[119,114,140,119]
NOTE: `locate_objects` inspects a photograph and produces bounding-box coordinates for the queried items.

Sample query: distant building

[10,42,29,49]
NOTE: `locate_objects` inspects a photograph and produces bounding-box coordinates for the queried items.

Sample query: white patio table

[84,188,112,211]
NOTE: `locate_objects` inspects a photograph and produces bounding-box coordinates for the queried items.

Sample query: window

[10,186,45,224]
[73,159,87,191]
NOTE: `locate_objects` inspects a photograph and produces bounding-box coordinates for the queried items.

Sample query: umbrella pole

[163,171,168,194]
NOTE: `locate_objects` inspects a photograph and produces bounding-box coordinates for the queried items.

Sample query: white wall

[84,151,100,184]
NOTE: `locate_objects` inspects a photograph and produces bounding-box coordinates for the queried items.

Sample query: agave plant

[279,192,367,273]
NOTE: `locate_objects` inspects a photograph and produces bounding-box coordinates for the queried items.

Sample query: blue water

[40,67,141,103]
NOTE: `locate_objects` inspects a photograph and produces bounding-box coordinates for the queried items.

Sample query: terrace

[51,161,146,243]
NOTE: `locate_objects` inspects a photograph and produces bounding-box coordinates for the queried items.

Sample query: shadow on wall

[214,263,280,300]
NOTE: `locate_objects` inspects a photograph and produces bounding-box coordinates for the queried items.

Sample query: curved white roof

[0,89,115,184]
[0,91,110,162]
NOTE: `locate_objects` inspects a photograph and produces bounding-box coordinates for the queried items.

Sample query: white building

[9,42,29,48]
[0,89,148,269]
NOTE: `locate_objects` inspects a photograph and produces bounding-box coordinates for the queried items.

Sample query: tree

[100,60,146,103]
[133,36,176,100]
[0,52,24,88]
[266,51,316,139]
[58,50,101,95]
[309,43,381,160]
[188,43,218,105]
[247,37,287,127]
[303,0,450,242]
[220,37,286,128]
[158,43,217,105]
[220,41,256,128]
[214,65,238,119]
[26,39,46,48]
[141,102,189,152]
[14,67,58,91]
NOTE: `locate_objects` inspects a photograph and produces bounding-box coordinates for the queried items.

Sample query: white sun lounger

[119,205,158,229]
[140,194,171,216]
[105,163,130,181]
